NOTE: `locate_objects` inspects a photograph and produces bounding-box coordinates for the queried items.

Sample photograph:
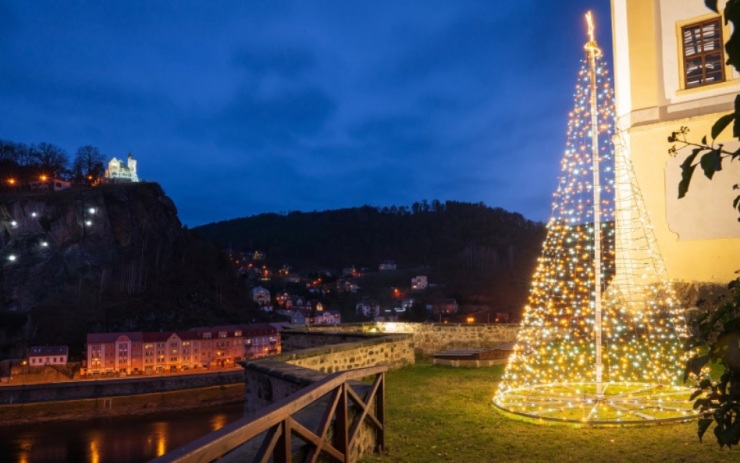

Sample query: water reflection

[0,402,244,463]
[88,431,101,463]
[210,413,228,432]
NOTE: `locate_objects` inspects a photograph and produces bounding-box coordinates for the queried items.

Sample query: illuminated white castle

[105,153,139,182]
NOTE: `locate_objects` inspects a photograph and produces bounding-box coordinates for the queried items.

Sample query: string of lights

[492,13,693,424]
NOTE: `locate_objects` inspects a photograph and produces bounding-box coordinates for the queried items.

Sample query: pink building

[85,324,280,376]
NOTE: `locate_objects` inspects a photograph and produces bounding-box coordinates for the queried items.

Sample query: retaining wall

[0,370,243,405]
[0,383,244,426]
[298,322,519,355]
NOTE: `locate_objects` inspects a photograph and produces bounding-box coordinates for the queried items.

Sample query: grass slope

[363,359,735,463]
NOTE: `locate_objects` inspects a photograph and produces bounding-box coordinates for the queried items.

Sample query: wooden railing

[149,365,386,463]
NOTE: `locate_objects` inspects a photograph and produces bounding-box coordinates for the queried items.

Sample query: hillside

[0,183,254,356]
[195,201,547,314]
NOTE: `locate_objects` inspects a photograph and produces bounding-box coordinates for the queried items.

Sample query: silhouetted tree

[30,142,69,178]
[0,140,20,163]
[73,145,106,184]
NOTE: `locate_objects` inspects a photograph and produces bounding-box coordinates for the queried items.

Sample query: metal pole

[585,11,604,400]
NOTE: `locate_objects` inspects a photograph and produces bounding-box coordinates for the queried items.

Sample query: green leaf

[702,135,708,145]
[711,113,734,139]
[734,96,740,138]
[678,149,702,199]
[733,195,740,211]
[726,2,740,72]
[705,0,719,12]
[732,423,740,445]
[715,423,737,448]
[700,149,723,180]
[685,353,711,381]
[714,408,728,425]
[698,418,714,442]
[694,397,712,410]
[690,388,704,400]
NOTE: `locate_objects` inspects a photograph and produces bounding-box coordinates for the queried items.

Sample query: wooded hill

[195,201,547,315]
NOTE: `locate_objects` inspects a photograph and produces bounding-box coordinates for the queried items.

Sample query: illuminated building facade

[105,153,139,182]
[611,0,740,282]
[85,324,280,375]
[28,345,69,366]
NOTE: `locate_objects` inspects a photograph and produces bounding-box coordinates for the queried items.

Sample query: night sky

[0,1,612,226]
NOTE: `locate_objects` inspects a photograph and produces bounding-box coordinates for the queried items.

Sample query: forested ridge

[195,201,547,312]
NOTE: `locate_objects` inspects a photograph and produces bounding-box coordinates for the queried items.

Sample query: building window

[682,18,725,88]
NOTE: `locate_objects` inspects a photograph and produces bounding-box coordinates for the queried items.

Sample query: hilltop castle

[105,153,139,182]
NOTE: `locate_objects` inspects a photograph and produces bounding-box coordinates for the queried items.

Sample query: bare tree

[73,145,106,184]
[30,142,69,178]
[0,140,19,163]
[0,140,34,165]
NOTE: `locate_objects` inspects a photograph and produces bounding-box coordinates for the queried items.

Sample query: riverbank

[0,382,244,426]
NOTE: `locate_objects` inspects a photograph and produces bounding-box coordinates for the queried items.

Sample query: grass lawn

[362,358,736,463]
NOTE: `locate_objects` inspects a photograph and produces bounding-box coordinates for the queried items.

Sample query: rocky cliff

[0,183,251,356]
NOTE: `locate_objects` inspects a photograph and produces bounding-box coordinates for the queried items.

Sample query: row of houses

[251,272,429,309]
[5,176,72,192]
[84,323,280,376]
[356,298,459,320]
[274,308,341,325]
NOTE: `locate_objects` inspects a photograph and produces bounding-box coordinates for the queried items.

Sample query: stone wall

[281,332,414,372]
[296,322,519,355]
[241,333,413,414]
[0,370,243,405]
[280,331,373,352]
[0,383,244,426]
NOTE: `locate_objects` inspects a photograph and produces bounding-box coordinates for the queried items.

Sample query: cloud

[182,85,337,152]
[349,115,433,156]
[233,46,316,79]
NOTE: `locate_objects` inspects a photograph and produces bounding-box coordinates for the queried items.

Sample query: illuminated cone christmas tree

[492,13,694,424]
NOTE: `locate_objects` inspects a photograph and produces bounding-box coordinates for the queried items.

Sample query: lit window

[682,18,725,88]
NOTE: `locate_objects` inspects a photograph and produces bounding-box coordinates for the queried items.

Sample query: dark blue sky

[0,1,612,226]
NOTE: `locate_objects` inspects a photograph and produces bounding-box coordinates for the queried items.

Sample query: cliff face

[1,183,180,311]
[0,183,249,355]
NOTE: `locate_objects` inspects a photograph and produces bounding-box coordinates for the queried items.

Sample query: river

[0,402,245,463]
